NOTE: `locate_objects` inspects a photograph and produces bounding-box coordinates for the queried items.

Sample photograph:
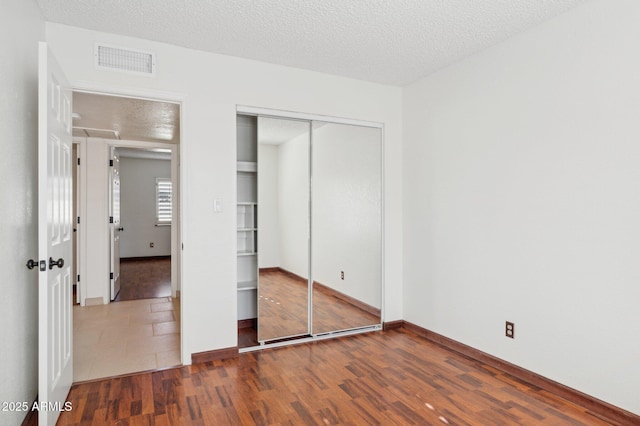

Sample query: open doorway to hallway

[113,147,173,302]
[71,91,182,382]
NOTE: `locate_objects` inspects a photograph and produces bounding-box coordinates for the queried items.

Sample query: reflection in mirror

[312,122,382,334]
[257,117,310,342]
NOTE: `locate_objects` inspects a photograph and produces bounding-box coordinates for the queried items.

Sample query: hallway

[73,297,180,382]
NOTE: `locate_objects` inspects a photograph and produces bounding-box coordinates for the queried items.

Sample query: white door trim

[71,84,187,365]
[104,138,179,296]
[73,82,185,106]
[237,105,384,129]
[72,138,88,305]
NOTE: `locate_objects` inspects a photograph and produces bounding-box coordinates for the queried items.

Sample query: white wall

[45,23,404,360]
[0,0,44,423]
[119,156,171,258]
[277,133,310,277]
[257,144,280,267]
[403,0,640,414]
[312,123,382,308]
[81,137,109,303]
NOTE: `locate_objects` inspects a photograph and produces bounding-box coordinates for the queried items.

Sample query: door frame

[72,138,88,304]
[72,83,186,362]
[106,139,179,298]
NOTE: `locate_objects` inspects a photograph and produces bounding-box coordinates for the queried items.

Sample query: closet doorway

[237,108,383,350]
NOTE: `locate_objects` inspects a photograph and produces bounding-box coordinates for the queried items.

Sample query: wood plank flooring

[56,328,614,425]
[115,257,172,301]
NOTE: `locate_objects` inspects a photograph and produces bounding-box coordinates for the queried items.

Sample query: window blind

[156,178,172,224]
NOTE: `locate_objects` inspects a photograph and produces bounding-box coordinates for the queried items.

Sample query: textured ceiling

[37,0,586,85]
[117,147,172,161]
[259,117,310,145]
[73,92,180,143]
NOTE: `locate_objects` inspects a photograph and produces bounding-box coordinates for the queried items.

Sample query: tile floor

[73,297,181,382]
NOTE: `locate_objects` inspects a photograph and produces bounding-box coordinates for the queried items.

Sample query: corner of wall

[0,0,46,422]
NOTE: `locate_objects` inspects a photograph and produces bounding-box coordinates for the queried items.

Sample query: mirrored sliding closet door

[311,122,382,334]
[236,111,383,347]
[257,117,311,342]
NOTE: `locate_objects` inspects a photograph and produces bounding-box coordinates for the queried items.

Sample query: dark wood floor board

[399,388,461,424]
[496,371,540,393]
[507,400,547,422]
[424,392,478,425]
[115,257,171,301]
[56,328,621,425]
[440,407,474,426]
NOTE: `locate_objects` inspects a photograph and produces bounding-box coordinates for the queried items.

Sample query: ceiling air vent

[95,44,155,76]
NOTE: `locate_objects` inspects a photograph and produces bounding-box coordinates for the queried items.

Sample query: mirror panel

[257,116,311,342]
[311,122,382,334]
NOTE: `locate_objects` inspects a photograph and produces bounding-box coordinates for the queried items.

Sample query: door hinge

[110,272,114,280]
[77,274,80,282]
[109,159,114,167]
[77,158,81,166]
[77,216,80,224]
[109,216,114,224]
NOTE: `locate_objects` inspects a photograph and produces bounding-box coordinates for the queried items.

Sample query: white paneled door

[38,42,73,426]
[110,147,121,300]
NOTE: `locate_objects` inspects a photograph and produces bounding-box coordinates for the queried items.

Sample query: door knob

[26,259,39,270]
[49,257,64,269]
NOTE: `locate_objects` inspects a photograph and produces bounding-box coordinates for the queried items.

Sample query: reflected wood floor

[258,270,379,342]
[238,322,259,349]
[258,270,309,341]
[312,282,380,335]
[115,257,172,301]
[57,328,612,425]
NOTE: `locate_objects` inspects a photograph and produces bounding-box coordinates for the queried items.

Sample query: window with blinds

[156,178,172,225]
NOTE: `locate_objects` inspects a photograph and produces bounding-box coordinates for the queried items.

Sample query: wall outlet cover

[506,321,514,338]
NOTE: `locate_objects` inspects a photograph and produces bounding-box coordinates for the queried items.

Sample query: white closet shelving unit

[237,115,258,320]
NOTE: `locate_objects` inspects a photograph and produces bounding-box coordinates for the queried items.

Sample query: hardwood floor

[115,257,172,301]
[256,269,380,343]
[56,328,615,425]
